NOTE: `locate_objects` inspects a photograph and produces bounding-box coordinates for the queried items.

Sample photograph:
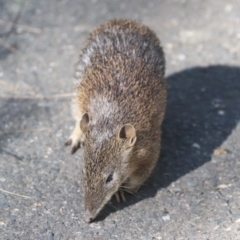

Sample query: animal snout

[84,209,94,223]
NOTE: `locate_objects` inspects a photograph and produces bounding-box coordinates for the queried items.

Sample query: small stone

[213,147,230,156]
[192,143,201,149]
[177,54,186,61]
[225,4,233,12]
[166,43,173,49]
[0,222,6,226]
[162,215,170,221]
[218,110,225,115]
[47,147,52,154]
[214,148,225,156]
[32,202,41,207]
[214,226,220,231]
[216,184,229,189]
[152,232,162,239]
[235,218,240,223]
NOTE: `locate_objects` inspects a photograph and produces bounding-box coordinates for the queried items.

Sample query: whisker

[119,187,138,197]
[120,185,138,190]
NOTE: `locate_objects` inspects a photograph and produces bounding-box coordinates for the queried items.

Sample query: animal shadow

[95,65,240,221]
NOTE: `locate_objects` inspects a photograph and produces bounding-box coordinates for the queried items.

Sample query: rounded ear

[80,113,89,133]
[118,123,137,146]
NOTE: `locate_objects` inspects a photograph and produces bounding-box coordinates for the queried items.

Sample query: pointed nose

[84,209,94,223]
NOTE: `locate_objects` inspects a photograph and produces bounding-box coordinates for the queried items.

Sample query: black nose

[84,209,94,223]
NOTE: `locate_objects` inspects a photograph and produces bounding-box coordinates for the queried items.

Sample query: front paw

[65,137,83,154]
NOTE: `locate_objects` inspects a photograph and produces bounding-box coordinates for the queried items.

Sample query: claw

[64,139,72,146]
[65,121,85,154]
[65,132,84,154]
[114,190,126,203]
[71,141,81,154]
[65,138,82,154]
[120,190,126,202]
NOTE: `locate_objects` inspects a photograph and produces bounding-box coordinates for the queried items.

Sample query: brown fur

[65,19,167,222]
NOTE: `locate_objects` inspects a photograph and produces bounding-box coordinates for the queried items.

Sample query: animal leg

[65,121,85,154]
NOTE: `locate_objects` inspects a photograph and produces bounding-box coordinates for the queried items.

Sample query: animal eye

[106,173,113,183]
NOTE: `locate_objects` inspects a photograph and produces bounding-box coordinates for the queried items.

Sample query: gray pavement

[0,0,240,239]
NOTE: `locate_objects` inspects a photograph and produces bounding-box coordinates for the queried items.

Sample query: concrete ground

[0,0,240,239]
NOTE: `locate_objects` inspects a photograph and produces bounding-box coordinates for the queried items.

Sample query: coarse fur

[65,19,167,222]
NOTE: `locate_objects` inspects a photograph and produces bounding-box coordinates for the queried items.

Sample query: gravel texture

[0,0,240,239]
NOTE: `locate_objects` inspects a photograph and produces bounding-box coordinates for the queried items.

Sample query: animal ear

[80,113,89,133]
[118,123,137,146]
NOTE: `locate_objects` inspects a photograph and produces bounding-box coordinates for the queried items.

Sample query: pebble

[162,215,170,221]
[192,143,201,149]
[213,147,230,156]
[218,110,225,115]
[177,54,186,61]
